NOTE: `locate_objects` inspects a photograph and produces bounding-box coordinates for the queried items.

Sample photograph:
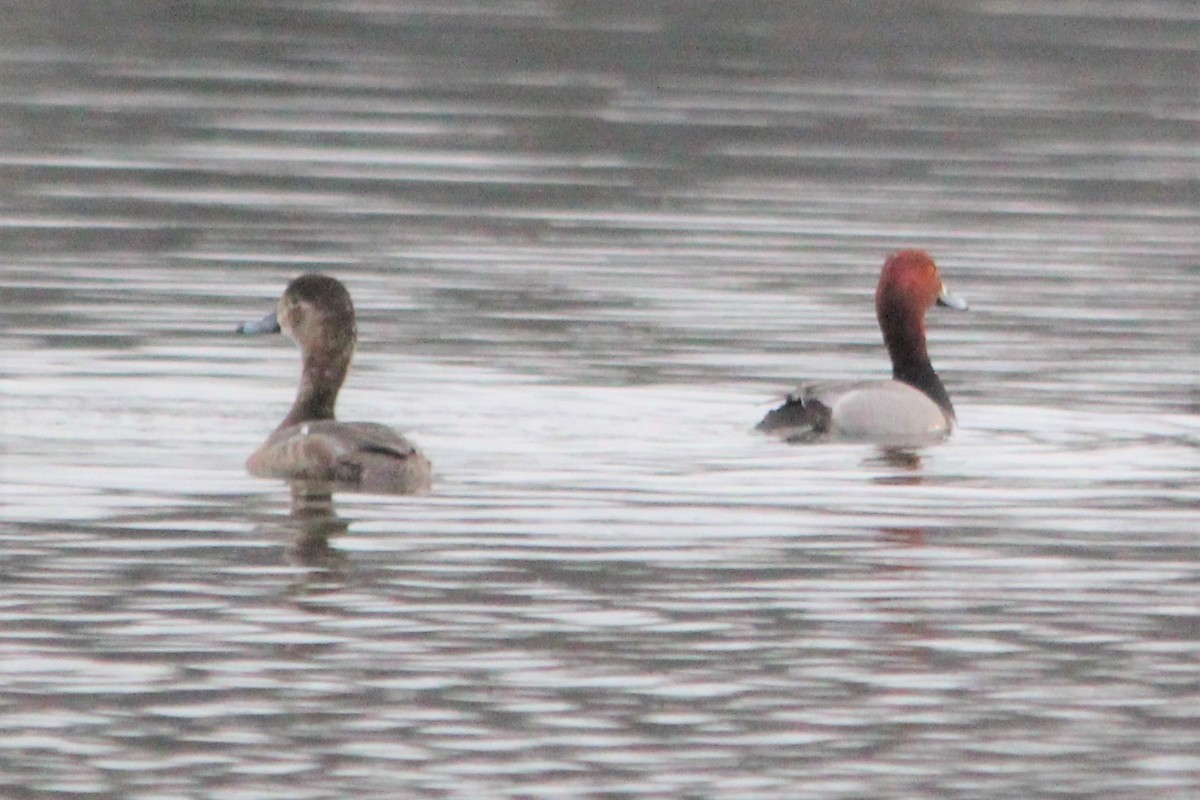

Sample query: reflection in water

[872,448,927,542]
[868,447,925,473]
[878,526,927,548]
[285,482,350,574]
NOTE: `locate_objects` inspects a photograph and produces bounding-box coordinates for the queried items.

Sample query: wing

[248,420,431,493]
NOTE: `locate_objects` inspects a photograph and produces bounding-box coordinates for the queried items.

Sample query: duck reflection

[867,446,924,474]
[879,525,926,547]
[285,481,351,573]
[870,446,927,545]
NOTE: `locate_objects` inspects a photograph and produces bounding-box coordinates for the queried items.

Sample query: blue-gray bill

[936,284,968,311]
[237,311,281,335]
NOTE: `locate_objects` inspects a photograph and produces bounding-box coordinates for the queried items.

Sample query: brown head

[873,250,967,416]
[275,274,357,354]
[238,274,358,427]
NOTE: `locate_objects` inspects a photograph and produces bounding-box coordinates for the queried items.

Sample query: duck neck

[882,310,955,420]
[279,345,349,429]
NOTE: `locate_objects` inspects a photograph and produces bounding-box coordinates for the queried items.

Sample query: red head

[876,250,966,334]
[876,250,945,320]
[873,250,966,415]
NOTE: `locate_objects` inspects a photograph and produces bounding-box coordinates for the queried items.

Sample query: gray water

[2,2,1199,798]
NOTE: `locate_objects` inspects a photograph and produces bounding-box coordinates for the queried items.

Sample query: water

[2,2,1199,798]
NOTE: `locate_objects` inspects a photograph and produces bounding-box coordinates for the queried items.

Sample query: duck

[236,273,432,493]
[757,250,967,445]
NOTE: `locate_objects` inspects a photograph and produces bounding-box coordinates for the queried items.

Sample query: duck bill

[236,310,282,335]
[936,283,968,311]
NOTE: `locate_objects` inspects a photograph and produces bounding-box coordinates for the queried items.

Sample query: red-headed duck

[237,274,432,493]
[757,250,967,445]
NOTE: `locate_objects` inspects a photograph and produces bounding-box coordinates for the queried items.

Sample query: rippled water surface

[2,2,1199,798]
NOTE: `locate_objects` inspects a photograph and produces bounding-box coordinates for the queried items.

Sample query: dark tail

[756,396,832,443]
